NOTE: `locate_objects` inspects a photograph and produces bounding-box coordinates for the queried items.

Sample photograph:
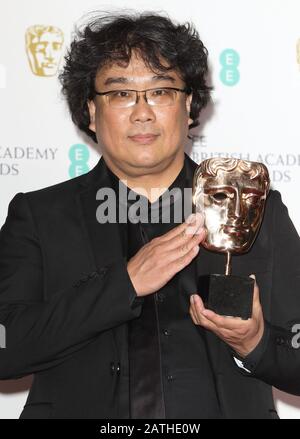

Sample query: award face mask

[25,25,64,77]
[193,158,270,254]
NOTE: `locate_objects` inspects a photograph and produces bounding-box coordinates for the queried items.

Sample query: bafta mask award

[25,25,64,77]
[193,158,270,319]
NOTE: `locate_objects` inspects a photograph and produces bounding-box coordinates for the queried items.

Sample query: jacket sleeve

[247,190,300,395]
[0,193,142,380]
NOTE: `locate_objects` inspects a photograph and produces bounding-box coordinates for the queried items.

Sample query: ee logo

[68,144,90,178]
[220,49,240,86]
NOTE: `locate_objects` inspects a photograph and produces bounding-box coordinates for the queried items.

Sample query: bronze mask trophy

[193,158,270,319]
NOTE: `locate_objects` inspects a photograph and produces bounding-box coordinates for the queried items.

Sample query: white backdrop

[0,0,299,419]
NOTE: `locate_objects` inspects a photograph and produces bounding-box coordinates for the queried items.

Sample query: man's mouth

[128,134,160,144]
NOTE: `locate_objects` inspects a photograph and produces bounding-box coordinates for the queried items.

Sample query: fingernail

[195,226,205,235]
[194,212,204,223]
[250,274,256,280]
[190,294,195,304]
[186,213,196,224]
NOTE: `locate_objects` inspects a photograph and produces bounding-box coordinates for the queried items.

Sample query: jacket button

[163,329,171,337]
[156,292,165,303]
[98,267,108,277]
[167,374,174,381]
[276,337,283,345]
[110,362,115,375]
[110,362,121,375]
[80,274,89,282]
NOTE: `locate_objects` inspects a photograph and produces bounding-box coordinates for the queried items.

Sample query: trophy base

[197,274,254,320]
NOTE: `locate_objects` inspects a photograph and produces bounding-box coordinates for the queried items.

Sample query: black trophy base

[197,274,254,320]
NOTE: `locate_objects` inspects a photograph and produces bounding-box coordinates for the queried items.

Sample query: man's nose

[129,94,156,123]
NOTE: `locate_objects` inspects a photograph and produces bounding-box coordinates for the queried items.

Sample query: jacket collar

[77,152,198,190]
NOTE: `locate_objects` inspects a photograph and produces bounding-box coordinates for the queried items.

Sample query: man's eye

[153,89,167,96]
[212,192,227,201]
[111,91,130,98]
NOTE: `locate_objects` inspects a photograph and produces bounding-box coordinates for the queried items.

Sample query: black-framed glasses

[94,87,189,108]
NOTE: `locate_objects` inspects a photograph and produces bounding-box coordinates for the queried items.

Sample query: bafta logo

[25,25,64,77]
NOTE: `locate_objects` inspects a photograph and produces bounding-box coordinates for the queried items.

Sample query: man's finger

[168,243,200,271]
[169,227,205,254]
[158,212,203,243]
[189,306,199,325]
[201,308,253,330]
[191,307,219,332]
[190,293,205,312]
[192,295,250,330]
[250,274,261,315]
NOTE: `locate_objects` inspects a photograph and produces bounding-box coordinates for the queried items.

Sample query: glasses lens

[105,88,179,107]
[108,90,135,108]
[147,88,177,106]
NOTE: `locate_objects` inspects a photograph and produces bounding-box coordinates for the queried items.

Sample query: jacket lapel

[76,157,125,272]
[76,157,129,371]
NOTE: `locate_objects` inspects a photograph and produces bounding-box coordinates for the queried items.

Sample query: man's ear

[186,94,193,126]
[87,100,96,132]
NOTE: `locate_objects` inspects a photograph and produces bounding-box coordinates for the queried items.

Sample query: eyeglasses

[94,87,188,108]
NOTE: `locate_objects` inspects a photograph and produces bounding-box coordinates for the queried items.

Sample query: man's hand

[127,213,205,297]
[189,275,265,357]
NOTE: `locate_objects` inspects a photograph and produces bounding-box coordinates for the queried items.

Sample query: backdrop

[0,0,299,419]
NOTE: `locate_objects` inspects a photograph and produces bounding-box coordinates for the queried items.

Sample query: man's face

[88,54,192,178]
[195,169,267,254]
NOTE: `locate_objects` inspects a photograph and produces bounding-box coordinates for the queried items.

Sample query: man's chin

[126,155,165,171]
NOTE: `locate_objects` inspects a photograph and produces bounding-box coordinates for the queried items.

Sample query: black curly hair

[59,11,212,143]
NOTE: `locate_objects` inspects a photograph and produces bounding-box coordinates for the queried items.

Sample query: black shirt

[107,156,222,419]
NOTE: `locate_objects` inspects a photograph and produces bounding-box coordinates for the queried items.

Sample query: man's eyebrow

[103,74,177,87]
[151,74,176,83]
[103,77,129,86]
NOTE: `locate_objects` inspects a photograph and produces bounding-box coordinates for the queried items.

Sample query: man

[0,12,300,419]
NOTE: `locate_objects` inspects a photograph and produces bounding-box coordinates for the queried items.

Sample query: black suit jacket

[0,154,300,419]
